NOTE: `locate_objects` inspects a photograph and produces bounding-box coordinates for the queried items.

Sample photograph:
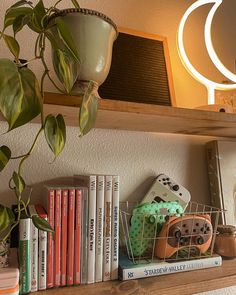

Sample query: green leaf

[4,7,32,29]
[12,171,25,194]
[79,82,98,136]
[54,17,80,62]
[32,215,54,233]
[0,146,11,172]
[52,48,79,93]
[0,205,15,234]
[0,59,42,130]
[10,0,30,9]
[32,0,46,30]
[44,114,66,157]
[3,34,20,59]
[13,14,31,35]
[13,67,43,129]
[71,0,80,8]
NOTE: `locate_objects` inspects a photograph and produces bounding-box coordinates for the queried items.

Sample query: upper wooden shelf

[36,259,236,295]
[43,92,236,138]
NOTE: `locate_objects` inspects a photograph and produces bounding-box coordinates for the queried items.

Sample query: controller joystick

[155,214,213,259]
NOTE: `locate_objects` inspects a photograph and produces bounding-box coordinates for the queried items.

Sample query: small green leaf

[13,14,31,35]
[44,114,66,157]
[9,0,30,9]
[4,7,32,29]
[3,34,20,59]
[0,146,11,172]
[0,205,15,234]
[54,17,80,62]
[31,0,46,30]
[79,82,98,136]
[52,48,79,93]
[71,0,80,8]
[32,215,54,233]
[12,171,25,194]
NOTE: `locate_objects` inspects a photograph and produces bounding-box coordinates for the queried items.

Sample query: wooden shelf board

[43,92,236,137]
[1,91,236,138]
[36,259,236,295]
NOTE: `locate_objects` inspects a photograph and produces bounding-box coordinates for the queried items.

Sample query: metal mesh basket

[119,201,222,264]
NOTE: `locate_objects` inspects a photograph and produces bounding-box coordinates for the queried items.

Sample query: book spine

[95,175,105,283]
[47,189,55,289]
[87,175,97,284]
[67,189,75,286]
[28,205,38,292]
[61,189,68,286]
[74,189,82,285]
[111,175,120,280]
[120,256,222,281]
[19,218,31,294]
[54,189,61,287]
[103,175,112,282]
[80,189,88,285]
[38,216,47,290]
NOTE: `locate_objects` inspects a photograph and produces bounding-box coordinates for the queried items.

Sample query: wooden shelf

[43,92,236,138]
[1,92,236,138]
[36,259,236,295]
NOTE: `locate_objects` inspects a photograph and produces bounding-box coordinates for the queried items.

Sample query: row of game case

[18,174,120,293]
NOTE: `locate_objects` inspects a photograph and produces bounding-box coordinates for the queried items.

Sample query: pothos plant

[0,0,98,244]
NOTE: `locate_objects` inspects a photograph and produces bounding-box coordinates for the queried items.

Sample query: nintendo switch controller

[142,174,191,209]
[128,201,184,256]
[155,214,213,259]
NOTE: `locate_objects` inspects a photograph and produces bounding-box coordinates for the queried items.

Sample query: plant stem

[18,127,43,176]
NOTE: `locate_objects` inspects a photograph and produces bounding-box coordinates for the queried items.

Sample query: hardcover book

[206,140,236,224]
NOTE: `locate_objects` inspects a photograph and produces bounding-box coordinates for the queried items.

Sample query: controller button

[196,236,204,245]
[196,223,199,226]
[185,229,189,233]
[147,215,156,224]
[207,226,210,231]
[163,182,167,185]
[172,185,179,191]
[193,229,196,232]
[201,227,204,232]
[183,223,186,227]
[166,178,170,181]
[163,178,166,181]
[179,193,182,196]
[174,229,182,239]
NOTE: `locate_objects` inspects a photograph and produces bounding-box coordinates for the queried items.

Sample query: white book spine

[95,175,105,283]
[120,256,222,281]
[111,175,119,280]
[87,175,97,284]
[103,175,112,282]
[38,219,47,290]
[28,205,38,292]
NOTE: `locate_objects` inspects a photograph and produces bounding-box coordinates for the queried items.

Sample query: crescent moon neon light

[177,0,236,105]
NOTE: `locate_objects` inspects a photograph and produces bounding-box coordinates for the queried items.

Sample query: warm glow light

[177,0,236,105]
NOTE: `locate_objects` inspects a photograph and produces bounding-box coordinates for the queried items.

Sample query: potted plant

[0,0,118,259]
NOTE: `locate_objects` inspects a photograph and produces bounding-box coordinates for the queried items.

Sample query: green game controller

[128,201,184,257]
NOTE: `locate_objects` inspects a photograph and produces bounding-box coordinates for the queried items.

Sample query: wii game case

[54,190,61,287]
[80,188,88,284]
[95,175,105,283]
[61,190,68,286]
[103,175,112,282]
[111,175,120,280]
[74,175,97,284]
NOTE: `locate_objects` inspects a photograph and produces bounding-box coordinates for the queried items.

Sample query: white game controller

[141,174,191,209]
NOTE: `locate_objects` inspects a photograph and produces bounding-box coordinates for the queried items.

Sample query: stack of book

[18,174,120,292]
[0,248,19,295]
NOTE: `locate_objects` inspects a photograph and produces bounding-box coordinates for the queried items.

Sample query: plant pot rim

[49,8,118,36]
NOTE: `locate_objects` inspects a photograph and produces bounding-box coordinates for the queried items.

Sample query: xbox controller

[128,201,184,257]
[155,214,213,259]
[142,174,191,210]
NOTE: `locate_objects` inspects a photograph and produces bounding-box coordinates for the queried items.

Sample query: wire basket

[119,201,222,264]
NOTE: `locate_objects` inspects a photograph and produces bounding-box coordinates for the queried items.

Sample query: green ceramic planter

[50,8,118,94]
